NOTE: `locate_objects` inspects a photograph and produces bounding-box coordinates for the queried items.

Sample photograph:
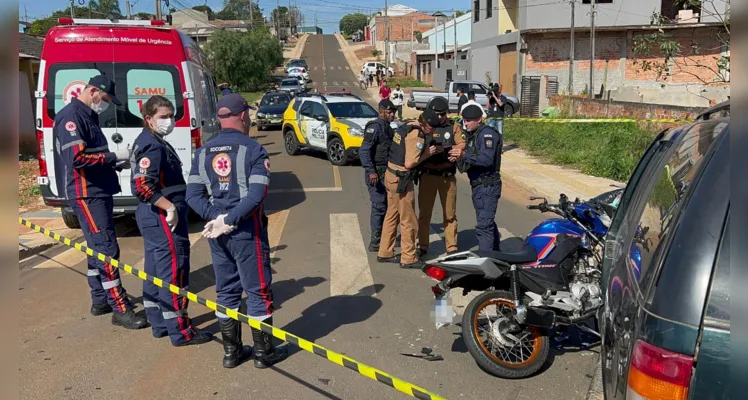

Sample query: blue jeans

[488,119,504,136]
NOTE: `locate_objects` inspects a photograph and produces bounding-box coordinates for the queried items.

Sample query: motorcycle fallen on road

[422,191,631,379]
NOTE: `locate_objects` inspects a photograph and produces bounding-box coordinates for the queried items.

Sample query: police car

[282,91,378,166]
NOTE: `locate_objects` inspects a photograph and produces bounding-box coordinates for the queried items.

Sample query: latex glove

[115,148,130,161]
[203,214,235,239]
[165,205,178,232]
[115,160,130,171]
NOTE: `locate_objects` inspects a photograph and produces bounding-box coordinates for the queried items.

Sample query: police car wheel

[284,128,301,156]
[62,209,81,229]
[327,137,346,166]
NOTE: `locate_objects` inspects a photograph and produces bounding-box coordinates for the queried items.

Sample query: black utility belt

[386,166,409,178]
[374,165,388,172]
[422,168,455,177]
[470,173,501,188]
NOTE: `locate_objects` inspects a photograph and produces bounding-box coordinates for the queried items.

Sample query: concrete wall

[471,0,499,42]
[469,45,499,85]
[423,13,471,52]
[433,55,470,89]
[550,96,706,122]
[519,0,656,30]
[498,0,519,33]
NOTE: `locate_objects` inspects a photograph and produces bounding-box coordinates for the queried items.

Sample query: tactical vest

[388,124,421,167]
[424,124,456,167]
[364,118,392,167]
[466,124,501,176]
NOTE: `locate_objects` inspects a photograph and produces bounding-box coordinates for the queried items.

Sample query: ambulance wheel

[62,209,81,229]
[284,128,301,156]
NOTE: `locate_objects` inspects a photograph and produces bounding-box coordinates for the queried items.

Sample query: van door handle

[201,119,205,127]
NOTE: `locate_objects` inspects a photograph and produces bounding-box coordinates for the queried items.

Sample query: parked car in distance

[600,102,730,400]
[254,91,292,131]
[279,77,305,97]
[285,58,308,72]
[361,61,394,76]
[407,80,520,116]
[287,67,309,84]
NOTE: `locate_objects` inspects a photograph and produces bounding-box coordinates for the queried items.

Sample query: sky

[20,0,468,35]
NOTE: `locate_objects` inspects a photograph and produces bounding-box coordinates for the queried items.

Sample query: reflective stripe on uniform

[161,184,187,196]
[143,300,161,309]
[187,175,204,184]
[87,269,99,277]
[162,309,188,319]
[248,175,269,185]
[101,279,121,290]
[61,139,85,151]
[236,145,248,198]
[197,150,212,196]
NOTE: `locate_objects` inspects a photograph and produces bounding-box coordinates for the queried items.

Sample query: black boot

[111,308,150,330]
[252,317,288,369]
[219,319,253,369]
[174,328,214,347]
[91,303,112,316]
[368,231,381,252]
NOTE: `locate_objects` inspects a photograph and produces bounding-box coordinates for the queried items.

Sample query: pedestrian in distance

[218,82,233,97]
[359,99,397,252]
[130,95,213,346]
[390,84,405,120]
[449,104,503,251]
[456,87,468,113]
[358,71,367,90]
[416,97,465,258]
[377,109,440,269]
[379,79,392,101]
[487,83,507,135]
[460,90,487,117]
[52,74,148,330]
[186,94,288,369]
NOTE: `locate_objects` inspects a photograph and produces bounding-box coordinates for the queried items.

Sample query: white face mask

[154,118,175,136]
[90,94,110,114]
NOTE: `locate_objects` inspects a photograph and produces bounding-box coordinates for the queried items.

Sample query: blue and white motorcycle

[422,189,636,379]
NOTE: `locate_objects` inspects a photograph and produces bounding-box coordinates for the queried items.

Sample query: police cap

[461,104,484,120]
[425,96,449,113]
[378,99,397,111]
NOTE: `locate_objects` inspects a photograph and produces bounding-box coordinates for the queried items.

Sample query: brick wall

[372,13,436,42]
[550,96,706,121]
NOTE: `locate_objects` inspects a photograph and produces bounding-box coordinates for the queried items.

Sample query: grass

[503,120,657,182]
[238,91,264,104]
[19,160,42,208]
[386,76,429,88]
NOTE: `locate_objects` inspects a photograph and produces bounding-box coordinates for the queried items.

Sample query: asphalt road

[18,35,598,400]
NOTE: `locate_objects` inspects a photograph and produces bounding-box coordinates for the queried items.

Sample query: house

[299,26,323,35]
[416,12,471,87]
[172,9,252,49]
[19,33,44,156]
[368,10,439,65]
[469,0,730,107]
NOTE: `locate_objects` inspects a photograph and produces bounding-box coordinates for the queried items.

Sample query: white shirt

[390,89,405,106]
[460,99,487,117]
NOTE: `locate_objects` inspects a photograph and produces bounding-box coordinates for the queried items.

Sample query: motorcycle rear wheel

[462,290,550,379]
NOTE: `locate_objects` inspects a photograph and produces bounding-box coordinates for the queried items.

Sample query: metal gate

[520,76,541,117]
[547,76,559,98]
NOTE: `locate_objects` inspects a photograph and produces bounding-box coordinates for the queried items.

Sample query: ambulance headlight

[349,128,364,137]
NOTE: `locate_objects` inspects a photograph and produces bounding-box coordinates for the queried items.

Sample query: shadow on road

[280,284,384,358]
[272,276,326,310]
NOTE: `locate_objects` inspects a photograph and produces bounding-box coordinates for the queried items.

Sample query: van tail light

[424,265,447,281]
[36,129,48,177]
[190,128,201,155]
[627,339,693,400]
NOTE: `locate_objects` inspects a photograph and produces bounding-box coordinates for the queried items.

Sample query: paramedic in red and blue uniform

[52,75,148,330]
[186,94,288,369]
[130,95,213,346]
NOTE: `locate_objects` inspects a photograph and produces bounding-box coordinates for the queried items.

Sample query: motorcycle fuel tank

[524,218,585,262]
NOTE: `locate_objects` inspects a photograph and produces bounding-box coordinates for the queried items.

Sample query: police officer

[53,75,148,330]
[186,94,287,369]
[378,110,439,269]
[417,97,465,257]
[131,95,213,346]
[449,104,503,251]
[359,99,397,252]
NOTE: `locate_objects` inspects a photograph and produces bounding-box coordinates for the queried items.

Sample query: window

[292,99,302,112]
[705,214,730,325]
[428,62,432,75]
[446,69,453,81]
[261,94,291,106]
[299,101,314,116]
[327,102,377,118]
[470,83,487,94]
[474,0,480,22]
[311,102,327,118]
[486,0,493,18]
[453,83,468,94]
[47,63,184,128]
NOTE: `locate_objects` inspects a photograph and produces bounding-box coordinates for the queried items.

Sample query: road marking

[345,66,350,70]
[267,209,290,261]
[323,81,328,86]
[312,81,317,87]
[313,66,318,70]
[333,165,342,188]
[338,66,342,70]
[329,66,335,70]
[342,81,349,86]
[268,187,343,193]
[333,81,339,86]
[330,213,376,297]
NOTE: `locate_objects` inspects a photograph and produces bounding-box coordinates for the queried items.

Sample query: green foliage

[135,12,155,20]
[387,76,428,88]
[503,121,656,182]
[371,49,381,59]
[412,31,422,43]
[206,30,283,92]
[192,5,215,20]
[339,13,368,36]
[215,0,265,26]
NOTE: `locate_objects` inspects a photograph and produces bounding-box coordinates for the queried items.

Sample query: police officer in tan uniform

[417,97,466,257]
[377,112,439,269]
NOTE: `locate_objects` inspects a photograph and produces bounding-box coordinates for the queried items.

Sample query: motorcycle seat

[474,246,538,264]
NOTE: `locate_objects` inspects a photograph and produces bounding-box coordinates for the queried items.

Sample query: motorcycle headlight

[256,112,266,118]
[349,127,364,137]
[580,234,591,249]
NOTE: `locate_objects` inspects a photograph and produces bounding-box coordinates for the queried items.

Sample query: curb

[585,356,604,400]
[19,241,58,261]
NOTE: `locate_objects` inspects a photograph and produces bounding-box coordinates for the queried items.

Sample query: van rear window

[46,63,184,128]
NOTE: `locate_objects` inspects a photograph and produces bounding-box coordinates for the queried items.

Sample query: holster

[388,167,417,193]
[470,173,501,188]
[457,158,470,173]
[375,165,387,184]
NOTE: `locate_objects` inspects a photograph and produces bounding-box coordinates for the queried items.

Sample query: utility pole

[453,9,458,69]
[434,16,438,70]
[155,0,161,21]
[442,17,446,58]
[288,0,293,36]
[276,0,281,39]
[384,0,389,69]
[589,0,596,99]
[126,0,132,19]
[249,0,254,31]
[70,0,75,18]
[568,0,574,94]
[411,19,414,52]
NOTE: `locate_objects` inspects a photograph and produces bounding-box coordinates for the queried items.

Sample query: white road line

[330,213,376,297]
[337,66,342,70]
[329,66,336,70]
[267,209,290,261]
[341,81,348,86]
[323,81,328,86]
[333,81,339,86]
[345,66,350,70]
[313,66,318,71]
[312,81,317,87]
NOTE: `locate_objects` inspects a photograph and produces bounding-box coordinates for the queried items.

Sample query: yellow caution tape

[19,217,447,400]
[399,117,688,124]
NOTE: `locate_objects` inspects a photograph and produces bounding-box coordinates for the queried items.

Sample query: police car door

[308,102,330,149]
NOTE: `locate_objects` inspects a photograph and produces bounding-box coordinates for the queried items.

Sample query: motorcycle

[422,190,635,379]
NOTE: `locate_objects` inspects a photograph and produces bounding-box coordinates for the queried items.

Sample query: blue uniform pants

[209,215,274,320]
[471,183,502,251]
[366,172,387,235]
[136,200,196,345]
[70,196,131,312]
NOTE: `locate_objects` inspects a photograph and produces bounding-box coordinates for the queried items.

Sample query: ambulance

[35,18,220,228]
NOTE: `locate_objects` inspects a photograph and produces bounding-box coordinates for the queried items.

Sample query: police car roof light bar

[57,17,166,26]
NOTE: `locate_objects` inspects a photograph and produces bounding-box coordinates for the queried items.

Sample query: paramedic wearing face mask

[130,95,213,347]
[52,75,148,330]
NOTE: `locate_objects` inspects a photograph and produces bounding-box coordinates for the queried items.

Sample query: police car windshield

[281,79,300,86]
[327,102,378,119]
[261,94,291,106]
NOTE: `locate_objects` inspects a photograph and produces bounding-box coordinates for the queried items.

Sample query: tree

[215,0,265,27]
[412,31,422,43]
[135,12,154,20]
[192,5,215,20]
[270,6,288,28]
[97,0,123,17]
[206,29,283,91]
[631,0,730,87]
[339,13,368,36]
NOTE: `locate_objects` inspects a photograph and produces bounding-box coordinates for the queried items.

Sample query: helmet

[422,108,442,127]
[425,96,449,113]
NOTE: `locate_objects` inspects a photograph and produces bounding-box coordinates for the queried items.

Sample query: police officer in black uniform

[359,99,397,252]
[449,104,503,251]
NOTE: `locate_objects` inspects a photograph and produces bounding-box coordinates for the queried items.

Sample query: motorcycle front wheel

[462,290,550,379]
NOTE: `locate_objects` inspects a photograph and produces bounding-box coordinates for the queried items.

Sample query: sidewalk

[283,34,309,60]
[19,208,82,260]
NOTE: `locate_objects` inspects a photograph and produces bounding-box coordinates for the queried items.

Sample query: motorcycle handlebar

[527,204,540,210]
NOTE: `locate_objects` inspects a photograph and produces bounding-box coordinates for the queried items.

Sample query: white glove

[202,214,235,239]
[165,205,178,232]
[115,148,130,161]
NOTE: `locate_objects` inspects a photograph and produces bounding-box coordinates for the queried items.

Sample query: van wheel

[327,137,347,166]
[284,129,301,156]
[62,209,81,229]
